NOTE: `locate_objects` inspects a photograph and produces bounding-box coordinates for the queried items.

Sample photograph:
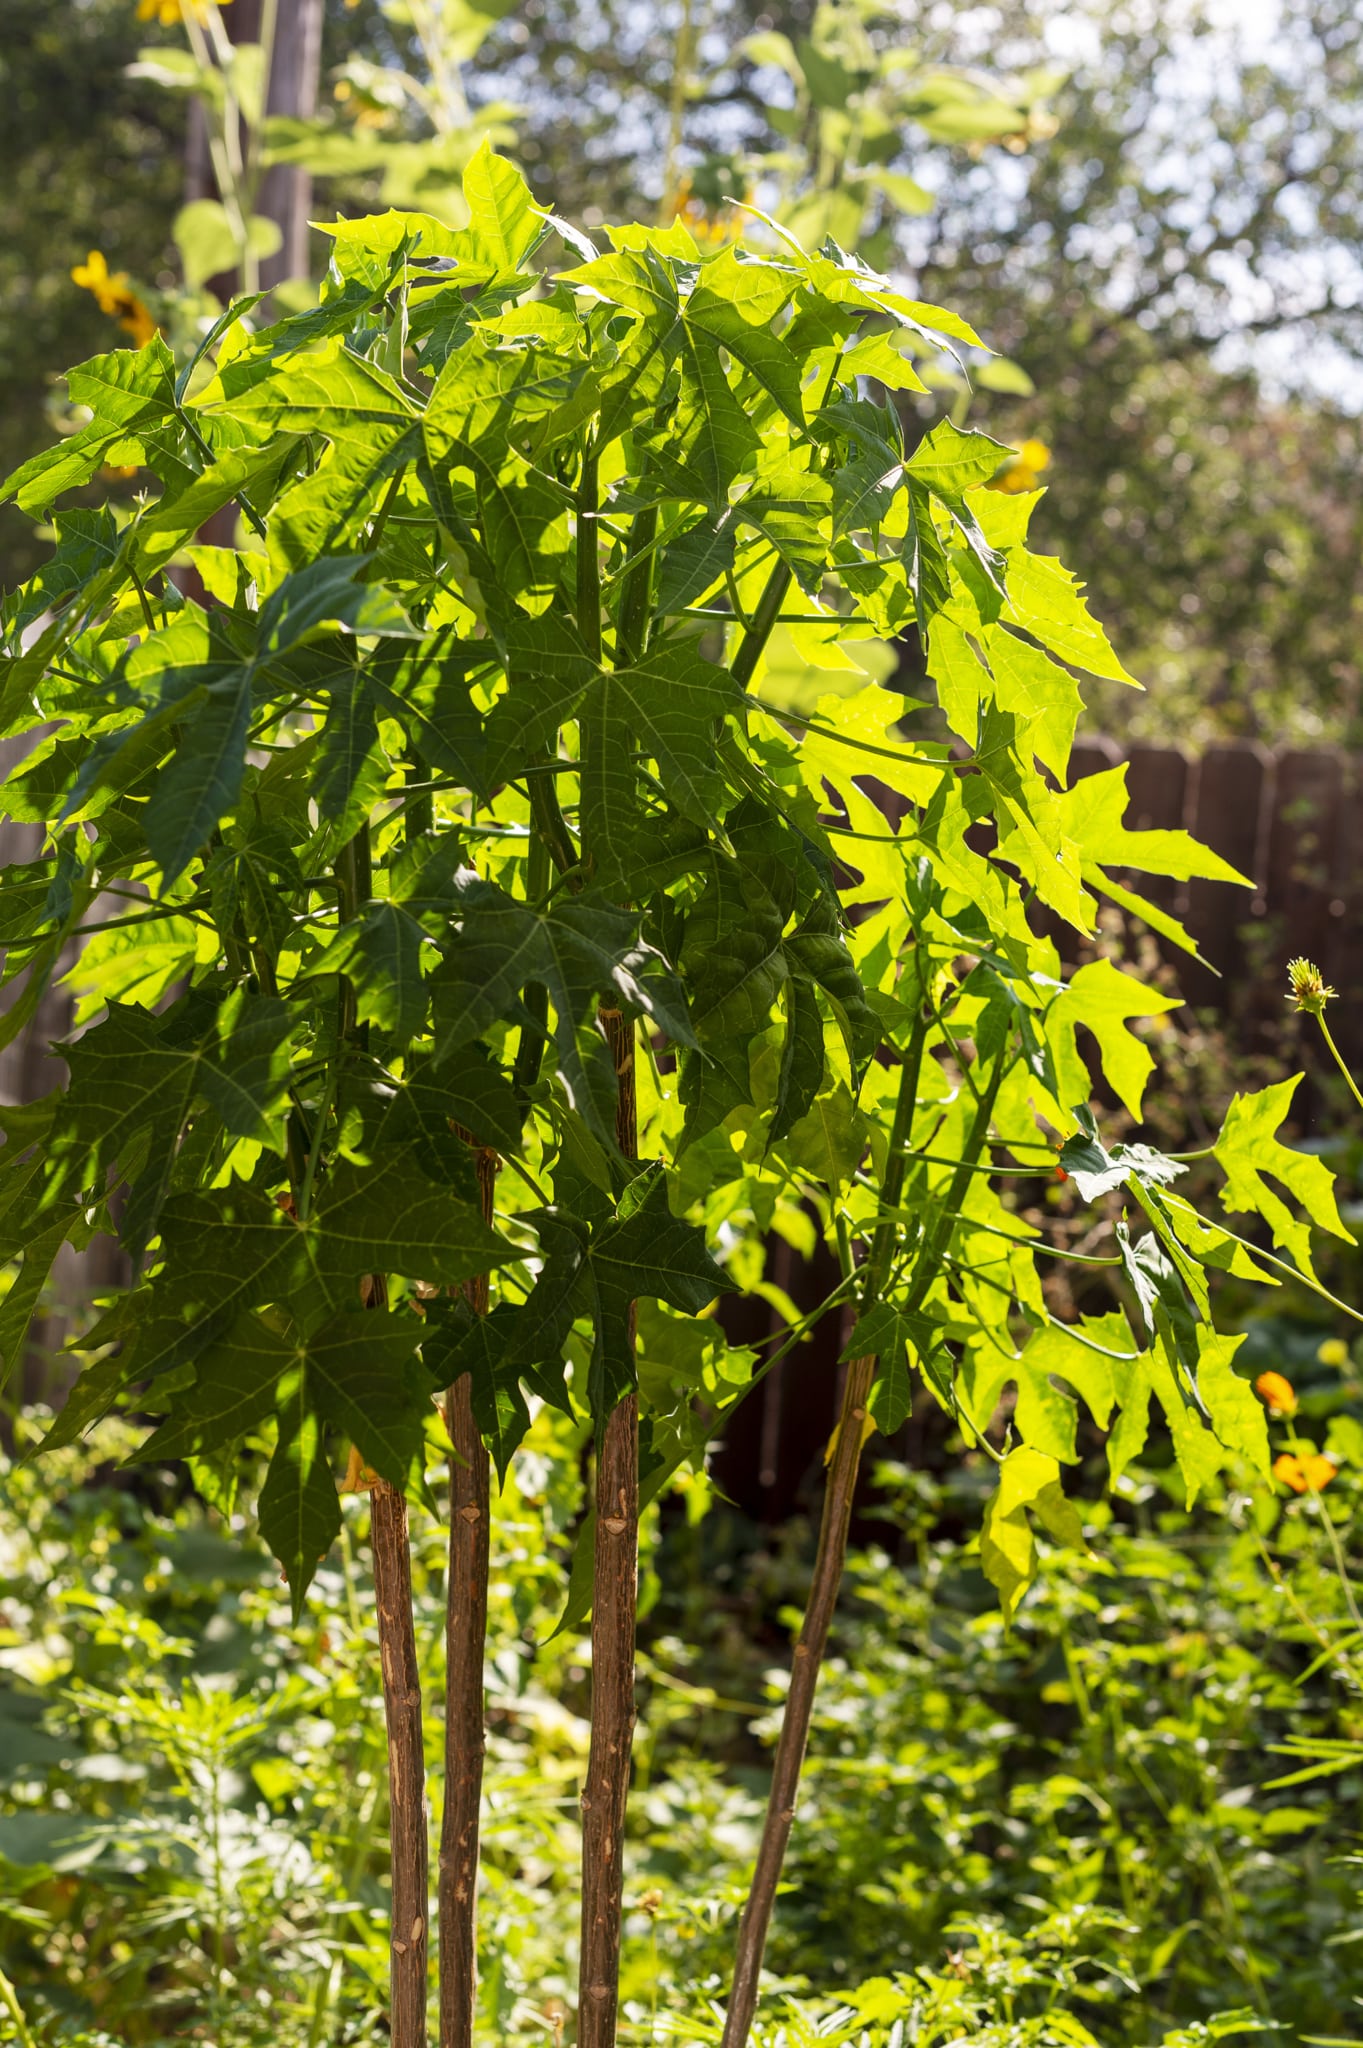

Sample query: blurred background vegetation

[2,0,1362,747]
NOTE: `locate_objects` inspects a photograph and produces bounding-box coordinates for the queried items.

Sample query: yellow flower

[72,250,159,348]
[1255,1370,1298,1418]
[988,438,1052,495]
[72,250,122,314]
[1273,1451,1337,1494]
[137,0,230,21]
[1318,1338,1350,1368]
[1286,957,1336,1016]
[114,296,158,346]
[664,176,749,248]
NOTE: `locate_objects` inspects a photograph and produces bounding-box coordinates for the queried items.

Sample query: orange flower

[1272,1452,1336,1494]
[1254,1370,1298,1418]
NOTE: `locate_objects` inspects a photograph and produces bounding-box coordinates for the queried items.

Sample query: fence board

[1326,756,1363,1068]
[1176,744,1273,1013]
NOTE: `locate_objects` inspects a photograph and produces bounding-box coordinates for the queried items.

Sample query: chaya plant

[0,142,1357,2047]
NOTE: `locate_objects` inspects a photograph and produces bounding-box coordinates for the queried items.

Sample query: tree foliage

[1,143,1356,2035]
[2,137,1345,1605]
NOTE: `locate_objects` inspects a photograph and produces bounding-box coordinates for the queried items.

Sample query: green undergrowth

[1,1374,1361,2048]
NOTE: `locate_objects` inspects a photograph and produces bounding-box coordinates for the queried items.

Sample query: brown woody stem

[577,1007,640,2048]
[720,1349,876,2047]
[371,1464,430,2048]
[722,1013,945,2048]
[342,824,429,2047]
[439,1143,496,2048]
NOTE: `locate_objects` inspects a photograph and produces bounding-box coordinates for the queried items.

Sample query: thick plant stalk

[342,818,430,2048]
[721,1017,927,2048]
[439,1141,496,2048]
[578,1007,640,2047]
[370,1467,430,2048]
[721,1348,876,2046]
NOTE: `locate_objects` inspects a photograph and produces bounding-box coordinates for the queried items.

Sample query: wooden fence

[1069,738,1363,1068]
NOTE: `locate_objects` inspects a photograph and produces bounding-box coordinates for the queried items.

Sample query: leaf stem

[1160,1192,1363,1326]
[295,1064,338,1223]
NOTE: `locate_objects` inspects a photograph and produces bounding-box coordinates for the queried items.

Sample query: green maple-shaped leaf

[141,1306,427,1483]
[461,137,546,273]
[60,992,300,1254]
[431,877,692,1146]
[258,1376,342,1621]
[1045,959,1183,1121]
[579,643,741,876]
[2,338,182,512]
[423,1301,533,1484]
[312,898,434,1045]
[1215,1076,1355,1279]
[980,1445,1085,1622]
[511,1167,736,1430]
[132,1146,510,1381]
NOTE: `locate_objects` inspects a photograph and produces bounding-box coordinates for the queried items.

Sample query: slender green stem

[250,0,279,198]
[405,751,433,839]
[3,898,220,954]
[901,1055,1007,1318]
[1161,1193,1363,1325]
[577,443,603,662]
[513,829,552,1099]
[366,469,407,561]
[1317,1012,1363,1114]
[296,1064,338,1223]
[834,1211,856,1282]
[529,773,579,879]
[730,561,793,694]
[659,0,696,221]
[1312,1493,1363,1637]
[877,1198,1125,1266]
[598,512,688,594]
[616,505,659,666]
[864,1011,931,1298]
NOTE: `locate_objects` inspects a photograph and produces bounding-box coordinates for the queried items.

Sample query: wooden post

[256,0,325,290]
[187,0,323,289]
